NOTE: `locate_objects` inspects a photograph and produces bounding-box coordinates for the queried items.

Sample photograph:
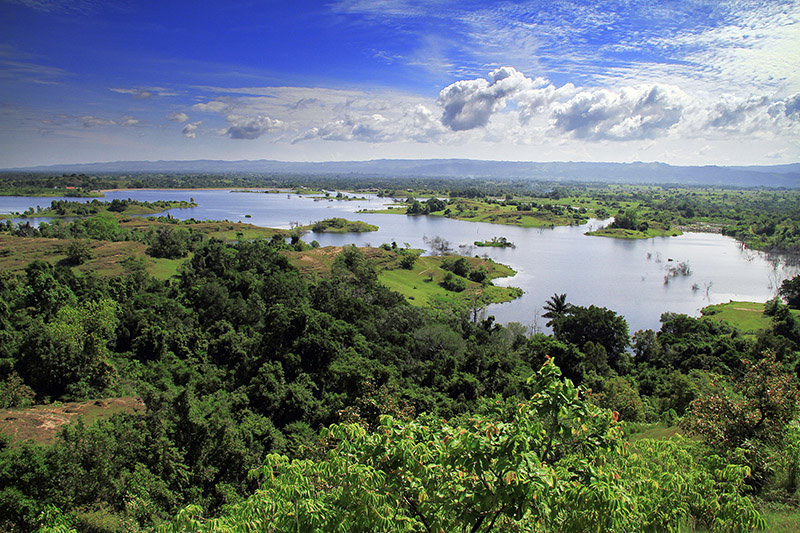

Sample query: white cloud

[168,112,190,123]
[551,84,689,141]
[224,115,284,140]
[292,104,447,144]
[182,68,800,149]
[182,121,201,139]
[193,99,232,113]
[438,66,547,131]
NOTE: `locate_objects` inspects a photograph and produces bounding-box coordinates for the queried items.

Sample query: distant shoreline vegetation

[6,199,197,219]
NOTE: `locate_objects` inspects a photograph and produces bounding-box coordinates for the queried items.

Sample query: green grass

[701,301,800,333]
[585,227,682,239]
[378,255,521,307]
[148,256,186,280]
[759,503,800,533]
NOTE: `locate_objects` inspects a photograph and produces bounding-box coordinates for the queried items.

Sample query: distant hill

[5,159,800,188]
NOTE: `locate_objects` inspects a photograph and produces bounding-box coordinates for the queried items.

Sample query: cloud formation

[551,84,689,140]
[182,121,201,139]
[224,115,284,140]
[186,68,799,149]
[438,67,547,131]
[168,112,190,123]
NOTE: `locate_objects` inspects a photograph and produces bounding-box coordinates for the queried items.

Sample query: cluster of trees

[0,173,113,196]
[406,197,447,214]
[0,234,797,530]
[3,213,210,259]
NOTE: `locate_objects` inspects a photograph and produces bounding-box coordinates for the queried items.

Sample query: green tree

[551,305,629,371]
[542,293,572,327]
[65,239,92,265]
[681,353,800,490]
[779,274,800,309]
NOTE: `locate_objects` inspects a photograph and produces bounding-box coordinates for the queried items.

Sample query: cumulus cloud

[182,121,201,139]
[224,114,284,140]
[292,104,447,144]
[437,66,548,131]
[551,84,689,140]
[168,112,190,123]
[769,93,800,123]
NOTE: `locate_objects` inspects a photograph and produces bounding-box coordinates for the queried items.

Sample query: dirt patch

[0,396,144,445]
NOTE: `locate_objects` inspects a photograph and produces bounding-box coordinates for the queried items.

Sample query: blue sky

[1,0,798,167]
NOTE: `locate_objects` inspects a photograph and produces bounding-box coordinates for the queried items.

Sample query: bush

[399,254,417,270]
[441,272,467,292]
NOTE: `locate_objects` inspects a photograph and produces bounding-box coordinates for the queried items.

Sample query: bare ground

[0,396,144,445]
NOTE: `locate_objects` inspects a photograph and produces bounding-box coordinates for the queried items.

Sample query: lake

[2,189,797,333]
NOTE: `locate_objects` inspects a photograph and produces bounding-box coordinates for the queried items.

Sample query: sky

[0,0,798,168]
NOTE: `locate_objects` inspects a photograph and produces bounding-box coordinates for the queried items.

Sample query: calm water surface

[3,189,796,333]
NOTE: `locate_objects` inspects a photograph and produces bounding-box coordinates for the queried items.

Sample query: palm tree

[542,293,572,327]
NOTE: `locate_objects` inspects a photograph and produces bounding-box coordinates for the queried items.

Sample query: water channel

[2,189,797,333]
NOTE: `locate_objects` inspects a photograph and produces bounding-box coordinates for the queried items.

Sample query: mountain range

[7,159,800,188]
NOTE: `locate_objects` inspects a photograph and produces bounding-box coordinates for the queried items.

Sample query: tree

[779,274,800,309]
[681,353,800,490]
[542,293,572,327]
[65,239,92,265]
[551,305,629,371]
[162,360,766,533]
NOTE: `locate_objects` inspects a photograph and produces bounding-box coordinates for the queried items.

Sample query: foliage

[681,353,800,489]
[780,274,800,309]
[551,304,630,371]
[64,239,92,265]
[161,361,766,533]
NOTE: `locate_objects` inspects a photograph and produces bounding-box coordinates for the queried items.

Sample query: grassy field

[284,246,522,307]
[701,300,800,333]
[0,235,184,280]
[119,218,286,241]
[378,255,521,307]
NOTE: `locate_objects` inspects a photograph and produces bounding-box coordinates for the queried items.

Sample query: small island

[585,208,680,239]
[474,236,515,248]
[305,217,378,233]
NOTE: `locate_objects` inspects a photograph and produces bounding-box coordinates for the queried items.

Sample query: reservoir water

[2,190,797,333]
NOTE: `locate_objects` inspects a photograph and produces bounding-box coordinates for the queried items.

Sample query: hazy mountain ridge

[6,159,800,187]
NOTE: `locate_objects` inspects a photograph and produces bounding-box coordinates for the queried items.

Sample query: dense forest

[0,231,798,530]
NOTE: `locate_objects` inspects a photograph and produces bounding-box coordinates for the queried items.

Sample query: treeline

[12,199,196,217]
[3,213,225,260]
[0,233,798,529]
[0,173,113,196]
